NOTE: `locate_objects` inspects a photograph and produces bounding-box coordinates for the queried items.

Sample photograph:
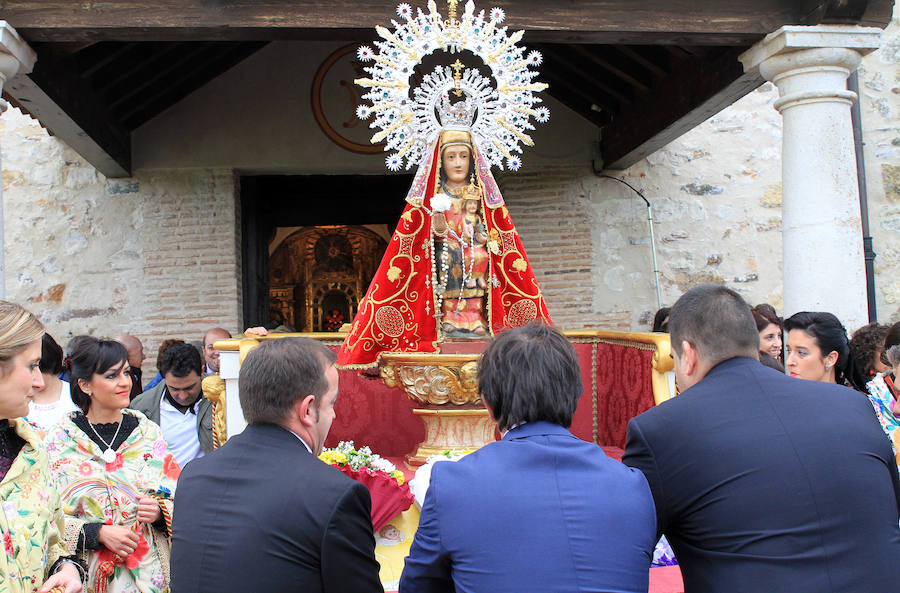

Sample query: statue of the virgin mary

[337,1,553,369]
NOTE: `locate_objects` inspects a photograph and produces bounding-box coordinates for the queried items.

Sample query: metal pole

[646,203,662,310]
[592,169,662,310]
[847,71,877,322]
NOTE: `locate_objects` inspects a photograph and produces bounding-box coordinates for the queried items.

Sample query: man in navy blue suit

[624,284,900,592]
[400,323,657,593]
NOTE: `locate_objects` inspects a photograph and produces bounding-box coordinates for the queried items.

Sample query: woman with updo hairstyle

[43,336,180,593]
[28,333,79,433]
[783,311,864,391]
[0,302,83,592]
[751,307,783,371]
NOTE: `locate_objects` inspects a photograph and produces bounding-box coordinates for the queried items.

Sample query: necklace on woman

[86,417,122,464]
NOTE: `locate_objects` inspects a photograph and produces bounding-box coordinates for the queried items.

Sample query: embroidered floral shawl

[44,410,179,593]
[0,419,66,593]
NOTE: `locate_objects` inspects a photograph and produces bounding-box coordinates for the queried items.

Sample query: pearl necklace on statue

[86,418,122,464]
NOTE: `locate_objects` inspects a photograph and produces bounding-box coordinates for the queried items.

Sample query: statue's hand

[432,212,448,237]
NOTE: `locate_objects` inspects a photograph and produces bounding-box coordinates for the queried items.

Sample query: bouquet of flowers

[319,441,415,532]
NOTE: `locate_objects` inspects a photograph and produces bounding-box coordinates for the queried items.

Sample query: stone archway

[269,225,387,331]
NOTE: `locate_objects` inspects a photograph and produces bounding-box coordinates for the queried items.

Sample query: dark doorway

[240,174,412,328]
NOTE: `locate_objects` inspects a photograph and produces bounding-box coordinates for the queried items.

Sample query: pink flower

[78,462,92,476]
[152,439,166,458]
[3,530,12,556]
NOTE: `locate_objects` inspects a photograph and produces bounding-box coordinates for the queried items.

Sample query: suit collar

[241,423,312,454]
[704,356,760,378]
[503,421,572,441]
[677,356,763,397]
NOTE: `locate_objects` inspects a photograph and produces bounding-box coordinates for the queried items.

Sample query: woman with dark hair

[865,322,900,447]
[783,311,863,390]
[28,333,79,433]
[850,323,891,380]
[0,302,83,592]
[751,307,783,371]
[44,336,179,593]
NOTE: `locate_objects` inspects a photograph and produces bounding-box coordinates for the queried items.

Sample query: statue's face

[442,146,471,184]
[465,200,478,214]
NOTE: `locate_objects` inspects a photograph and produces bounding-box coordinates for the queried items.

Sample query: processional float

[335,0,554,463]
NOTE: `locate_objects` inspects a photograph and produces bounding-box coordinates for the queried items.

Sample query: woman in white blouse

[28,333,78,432]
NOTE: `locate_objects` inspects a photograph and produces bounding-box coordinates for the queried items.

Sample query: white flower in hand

[431,193,452,213]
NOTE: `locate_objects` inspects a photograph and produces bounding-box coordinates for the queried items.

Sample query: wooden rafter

[1,1,893,44]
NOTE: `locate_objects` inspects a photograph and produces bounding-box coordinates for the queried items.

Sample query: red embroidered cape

[336,137,552,369]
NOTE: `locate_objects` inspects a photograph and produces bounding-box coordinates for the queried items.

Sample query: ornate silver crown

[355,1,550,171]
[438,92,477,130]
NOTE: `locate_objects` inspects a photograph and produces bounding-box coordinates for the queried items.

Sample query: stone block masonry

[1,106,241,373]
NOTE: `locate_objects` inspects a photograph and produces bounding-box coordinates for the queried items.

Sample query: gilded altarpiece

[269,226,387,332]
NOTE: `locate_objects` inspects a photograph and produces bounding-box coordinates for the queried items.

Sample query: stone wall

[1,108,241,371]
[859,6,900,324]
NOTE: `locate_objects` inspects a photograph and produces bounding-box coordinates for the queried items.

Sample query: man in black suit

[171,338,382,593]
[623,284,900,592]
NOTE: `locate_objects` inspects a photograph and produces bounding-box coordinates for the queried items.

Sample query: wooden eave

[0,0,893,177]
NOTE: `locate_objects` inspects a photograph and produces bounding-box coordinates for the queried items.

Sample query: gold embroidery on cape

[343,208,427,356]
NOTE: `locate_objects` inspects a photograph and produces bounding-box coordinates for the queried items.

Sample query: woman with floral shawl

[0,301,82,593]
[44,337,178,593]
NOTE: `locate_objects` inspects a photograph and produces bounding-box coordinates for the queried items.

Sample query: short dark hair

[40,333,64,375]
[669,284,759,365]
[477,322,581,432]
[156,339,184,372]
[160,342,202,378]
[239,338,337,426]
[68,336,129,413]
[885,322,900,352]
[651,307,671,333]
[784,311,862,390]
[849,322,889,378]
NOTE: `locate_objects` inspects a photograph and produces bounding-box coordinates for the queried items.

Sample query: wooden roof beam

[600,47,762,170]
[2,1,894,44]
[614,46,669,79]
[5,44,131,177]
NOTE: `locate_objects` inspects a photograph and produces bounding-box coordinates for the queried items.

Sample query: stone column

[0,23,36,298]
[740,26,881,331]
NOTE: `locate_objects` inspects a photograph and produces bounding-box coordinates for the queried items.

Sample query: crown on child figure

[461,174,480,201]
[438,91,477,131]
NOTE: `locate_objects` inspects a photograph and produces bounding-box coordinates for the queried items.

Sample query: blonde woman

[0,301,83,592]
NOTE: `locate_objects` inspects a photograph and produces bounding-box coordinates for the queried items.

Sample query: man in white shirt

[131,342,213,467]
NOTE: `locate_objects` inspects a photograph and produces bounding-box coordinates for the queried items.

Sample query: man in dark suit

[624,284,900,592]
[171,338,382,593]
[400,323,657,593]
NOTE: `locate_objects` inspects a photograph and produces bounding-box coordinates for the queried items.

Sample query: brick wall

[498,165,631,330]
[135,170,242,372]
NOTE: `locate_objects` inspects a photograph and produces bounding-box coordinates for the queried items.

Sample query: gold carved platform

[379,351,496,466]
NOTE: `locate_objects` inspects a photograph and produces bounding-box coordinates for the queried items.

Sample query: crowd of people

[0,288,899,592]
[0,315,231,593]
